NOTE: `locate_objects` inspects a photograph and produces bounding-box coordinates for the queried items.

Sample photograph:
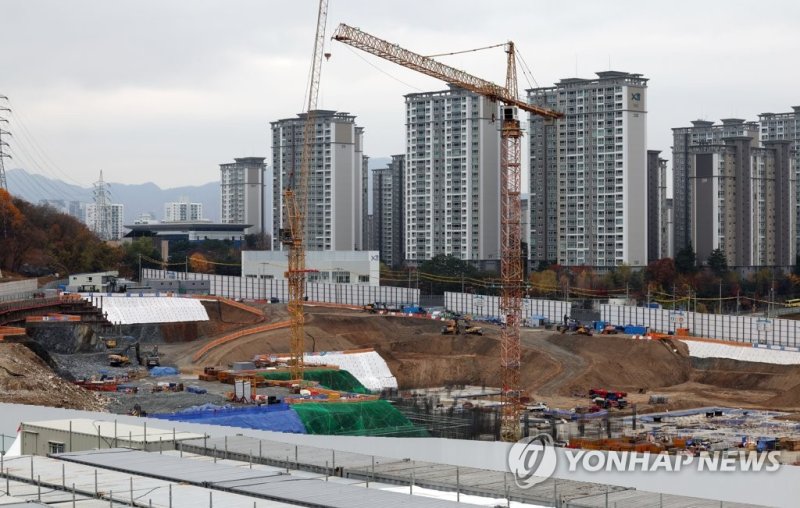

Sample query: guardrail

[192,320,292,363]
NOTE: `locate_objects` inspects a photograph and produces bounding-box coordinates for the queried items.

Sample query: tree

[417,254,477,294]
[121,238,162,279]
[189,252,214,273]
[707,248,729,277]
[645,258,676,289]
[675,244,698,274]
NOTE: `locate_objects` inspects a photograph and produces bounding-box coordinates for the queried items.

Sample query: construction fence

[601,304,800,348]
[0,279,37,303]
[141,269,419,307]
[445,291,571,324]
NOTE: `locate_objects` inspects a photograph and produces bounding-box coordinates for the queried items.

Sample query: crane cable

[425,41,507,58]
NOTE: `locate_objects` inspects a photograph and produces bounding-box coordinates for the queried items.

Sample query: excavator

[441,318,483,336]
[108,342,161,368]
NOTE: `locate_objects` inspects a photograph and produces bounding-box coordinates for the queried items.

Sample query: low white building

[68,271,119,292]
[242,250,379,286]
[17,419,204,455]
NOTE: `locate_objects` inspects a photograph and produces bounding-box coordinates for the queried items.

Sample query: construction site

[3,289,800,506]
[3,291,800,445]
[1,0,799,506]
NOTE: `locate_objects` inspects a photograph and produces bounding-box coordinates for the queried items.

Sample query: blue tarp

[150,366,179,377]
[151,403,307,434]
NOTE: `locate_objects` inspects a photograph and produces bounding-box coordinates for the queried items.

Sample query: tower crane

[282,0,329,382]
[332,24,563,441]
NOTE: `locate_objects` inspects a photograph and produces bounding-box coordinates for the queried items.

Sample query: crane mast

[333,24,563,441]
[283,0,328,382]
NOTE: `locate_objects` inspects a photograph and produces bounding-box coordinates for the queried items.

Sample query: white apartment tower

[271,110,365,251]
[164,198,204,223]
[404,85,500,263]
[528,71,648,267]
[85,203,125,240]
[220,157,266,235]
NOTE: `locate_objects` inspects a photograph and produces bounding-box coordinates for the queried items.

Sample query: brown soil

[155,305,800,414]
[0,343,106,411]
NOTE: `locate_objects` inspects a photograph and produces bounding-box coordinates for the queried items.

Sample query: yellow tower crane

[282,0,329,383]
[332,24,563,441]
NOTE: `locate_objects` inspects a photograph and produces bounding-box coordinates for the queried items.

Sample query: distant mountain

[6,168,221,222]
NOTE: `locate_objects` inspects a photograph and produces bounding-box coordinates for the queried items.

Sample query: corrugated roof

[21,419,204,443]
[57,448,467,507]
[2,454,295,507]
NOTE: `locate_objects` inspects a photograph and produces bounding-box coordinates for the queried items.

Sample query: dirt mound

[181,306,800,413]
[0,343,106,411]
[765,382,800,409]
[530,335,693,395]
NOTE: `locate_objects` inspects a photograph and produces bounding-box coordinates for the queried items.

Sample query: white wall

[242,250,380,286]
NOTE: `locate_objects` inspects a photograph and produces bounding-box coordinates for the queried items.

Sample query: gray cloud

[1,0,798,190]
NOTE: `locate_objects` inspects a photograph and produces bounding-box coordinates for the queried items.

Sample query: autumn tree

[189,252,214,273]
[645,257,677,290]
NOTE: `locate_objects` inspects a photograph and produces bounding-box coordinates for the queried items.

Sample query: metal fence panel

[599,304,800,348]
[141,269,419,306]
[444,292,570,323]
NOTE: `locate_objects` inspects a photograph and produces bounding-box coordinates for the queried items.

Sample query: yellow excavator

[441,318,483,336]
[108,342,161,368]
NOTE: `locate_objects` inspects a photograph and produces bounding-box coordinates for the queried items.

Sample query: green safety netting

[292,400,429,437]
[257,369,370,394]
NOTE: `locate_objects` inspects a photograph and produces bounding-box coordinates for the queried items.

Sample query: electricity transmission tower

[0,95,10,192]
[92,170,112,240]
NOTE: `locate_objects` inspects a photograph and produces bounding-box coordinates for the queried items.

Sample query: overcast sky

[1,0,798,190]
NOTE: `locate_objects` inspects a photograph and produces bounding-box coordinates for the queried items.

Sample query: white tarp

[83,295,209,325]
[303,350,398,392]
[682,340,800,365]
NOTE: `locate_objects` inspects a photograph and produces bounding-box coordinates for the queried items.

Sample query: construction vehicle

[575,324,593,336]
[441,318,483,336]
[363,302,388,313]
[102,337,118,349]
[107,342,160,368]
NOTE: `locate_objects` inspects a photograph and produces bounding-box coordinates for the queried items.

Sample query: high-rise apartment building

[220,157,266,235]
[671,119,759,255]
[372,154,405,268]
[683,128,794,266]
[361,154,370,252]
[85,203,125,240]
[271,111,364,251]
[647,150,668,263]
[528,71,649,267]
[404,85,500,262]
[164,198,204,223]
[759,107,800,254]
